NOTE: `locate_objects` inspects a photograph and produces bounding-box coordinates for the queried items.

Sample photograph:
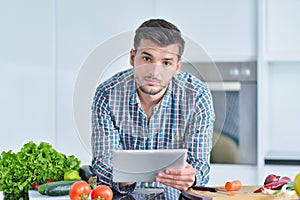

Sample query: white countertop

[29,190,70,199]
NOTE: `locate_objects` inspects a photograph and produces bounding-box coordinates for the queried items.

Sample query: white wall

[54,0,154,164]
[0,1,56,152]
[0,0,256,159]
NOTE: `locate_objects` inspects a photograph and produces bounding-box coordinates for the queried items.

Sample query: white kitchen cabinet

[154,0,257,62]
[257,0,300,182]
[265,0,300,61]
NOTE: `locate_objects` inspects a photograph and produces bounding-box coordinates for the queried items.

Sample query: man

[91,18,215,199]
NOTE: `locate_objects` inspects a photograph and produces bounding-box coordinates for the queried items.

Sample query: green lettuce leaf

[0,141,81,198]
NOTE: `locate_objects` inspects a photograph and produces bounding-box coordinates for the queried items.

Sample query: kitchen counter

[183,186,298,200]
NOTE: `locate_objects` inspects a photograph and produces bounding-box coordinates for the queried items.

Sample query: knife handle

[191,186,218,192]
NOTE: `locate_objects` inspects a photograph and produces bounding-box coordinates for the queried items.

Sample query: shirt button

[142,116,146,120]
[144,137,148,140]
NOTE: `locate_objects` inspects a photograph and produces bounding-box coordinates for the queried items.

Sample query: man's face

[130,39,182,96]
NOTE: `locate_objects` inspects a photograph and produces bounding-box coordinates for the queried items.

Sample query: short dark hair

[134,19,185,59]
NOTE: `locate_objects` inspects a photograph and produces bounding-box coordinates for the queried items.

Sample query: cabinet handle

[206,82,241,91]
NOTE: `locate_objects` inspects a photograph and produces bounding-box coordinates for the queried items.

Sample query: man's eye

[143,57,150,62]
[164,61,172,66]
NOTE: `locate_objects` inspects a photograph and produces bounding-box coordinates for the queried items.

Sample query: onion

[280,176,292,183]
[264,174,281,185]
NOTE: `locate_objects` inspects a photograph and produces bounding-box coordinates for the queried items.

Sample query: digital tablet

[112,149,187,182]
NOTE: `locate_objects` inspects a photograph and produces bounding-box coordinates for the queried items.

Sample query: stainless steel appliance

[181,61,257,164]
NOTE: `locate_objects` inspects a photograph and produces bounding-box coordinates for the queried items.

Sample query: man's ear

[130,49,135,67]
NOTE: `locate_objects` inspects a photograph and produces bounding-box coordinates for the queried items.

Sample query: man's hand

[155,163,196,191]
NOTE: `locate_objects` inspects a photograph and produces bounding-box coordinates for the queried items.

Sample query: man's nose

[148,63,163,75]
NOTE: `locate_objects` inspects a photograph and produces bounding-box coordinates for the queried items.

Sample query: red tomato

[30,183,40,190]
[69,181,91,200]
[91,185,113,200]
[31,180,55,190]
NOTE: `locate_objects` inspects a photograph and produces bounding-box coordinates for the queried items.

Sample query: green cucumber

[45,180,78,196]
[38,180,77,195]
[38,181,64,195]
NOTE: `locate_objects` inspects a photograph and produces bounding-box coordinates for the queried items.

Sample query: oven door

[180,61,257,164]
[209,81,257,164]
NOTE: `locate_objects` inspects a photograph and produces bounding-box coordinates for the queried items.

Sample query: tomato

[31,180,55,190]
[69,181,91,200]
[30,183,40,190]
[91,185,113,200]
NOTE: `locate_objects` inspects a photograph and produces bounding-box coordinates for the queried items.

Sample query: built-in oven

[181,61,257,164]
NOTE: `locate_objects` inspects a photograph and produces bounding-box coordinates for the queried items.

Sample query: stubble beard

[137,84,166,95]
[135,75,167,95]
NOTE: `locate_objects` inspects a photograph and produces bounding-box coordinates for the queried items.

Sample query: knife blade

[191,186,227,193]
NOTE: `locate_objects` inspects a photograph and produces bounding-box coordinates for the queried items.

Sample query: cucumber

[38,180,77,195]
[45,181,75,196]
[38,181,65,195]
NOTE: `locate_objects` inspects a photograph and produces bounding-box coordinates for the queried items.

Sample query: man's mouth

[147,81,158,86]
[144,78,160,86]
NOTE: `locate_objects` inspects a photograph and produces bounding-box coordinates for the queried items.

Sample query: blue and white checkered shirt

[91,68,215,199]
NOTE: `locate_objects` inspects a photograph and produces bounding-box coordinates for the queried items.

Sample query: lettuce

[0,141,81,199]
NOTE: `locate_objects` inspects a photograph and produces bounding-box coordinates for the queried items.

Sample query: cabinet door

[266,0,300,61]
[266,63,300,153]
[257,0,300,184]
[0,1,55,152]
[155,0,257,61]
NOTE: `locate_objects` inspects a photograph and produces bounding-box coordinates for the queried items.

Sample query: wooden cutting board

[187,186,299,200]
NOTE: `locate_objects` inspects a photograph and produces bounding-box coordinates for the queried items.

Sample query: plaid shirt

[91,68,215,199]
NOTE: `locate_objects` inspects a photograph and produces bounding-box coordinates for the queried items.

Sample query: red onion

[264,174,281,185]
[264,180,289,190]
[279,176,292,183]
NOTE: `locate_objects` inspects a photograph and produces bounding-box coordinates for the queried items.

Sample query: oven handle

[206,81,241,91]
